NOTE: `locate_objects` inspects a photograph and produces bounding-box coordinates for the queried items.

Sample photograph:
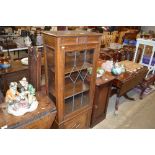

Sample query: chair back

[133,38,155,74]
[28,46,42,91]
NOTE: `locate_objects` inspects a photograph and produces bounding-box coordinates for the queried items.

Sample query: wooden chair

[0,89,4,104]
[28,46,42,92]
[133,38,155,99]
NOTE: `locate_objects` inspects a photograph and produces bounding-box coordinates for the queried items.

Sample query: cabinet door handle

[95,105,98,109]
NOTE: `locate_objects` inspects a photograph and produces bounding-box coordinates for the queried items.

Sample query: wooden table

[2,45,43,59]
[111,61,148,113]
[0,60,29,95]
[0,88,56,129]
[100,46,135,62]
[91,60,148,124]
[91,72,115,127]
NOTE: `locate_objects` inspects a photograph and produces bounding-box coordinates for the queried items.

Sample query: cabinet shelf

[49,79,90,100]
[65,62,92,74]
[65,91,89,115]
[49,62,92,75]
[65,80,89,99]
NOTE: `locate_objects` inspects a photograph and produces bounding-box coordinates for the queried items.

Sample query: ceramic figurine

[96,67,105,78]
[5,82,19,104]
[87,67,105,78]
[120,64,126,73]
[97,67,105,75]
[87,67,93,75]
[5,77,38,116]
[101,60,113,72]
[36,33,43,46]
[27,84,36,105]
[111,62,122,75]
[24,36,32,47]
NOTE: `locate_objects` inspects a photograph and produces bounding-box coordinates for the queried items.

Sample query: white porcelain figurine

[5,77,38,116]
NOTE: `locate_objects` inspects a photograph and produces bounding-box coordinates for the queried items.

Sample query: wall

[141,26,155,33]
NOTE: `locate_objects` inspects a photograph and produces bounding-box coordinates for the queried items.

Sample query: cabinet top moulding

[42,31,102,46]
[42,30,102,37]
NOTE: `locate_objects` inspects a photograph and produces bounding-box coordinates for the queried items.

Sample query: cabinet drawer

[63,110,91,129]
[61,37,77,45]
[87,36,99,43]
[61,36,99,45]
[44,35,56,47]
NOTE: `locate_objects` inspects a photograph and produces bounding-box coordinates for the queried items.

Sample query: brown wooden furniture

[0,87,56,129]
[123,32,138,41]
[139,71,155,99]
[100,48,123,62]
[43,31,101,129]
[140,34,152,39]
[28,47,42,91]
[0,60,29,95]
[100,46,135,62]
[0,46,44,99]
[91,72,115,127]
[111,61,148,113]
[0,90,4,104]
[101,32,118,47]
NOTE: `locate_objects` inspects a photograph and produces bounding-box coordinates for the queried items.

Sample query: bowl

[88,67,105,78]
[21,57,28,65]
[0,63,11,69]
[111,67,122,75]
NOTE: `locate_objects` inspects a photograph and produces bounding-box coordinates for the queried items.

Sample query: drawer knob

[95,105,98,109]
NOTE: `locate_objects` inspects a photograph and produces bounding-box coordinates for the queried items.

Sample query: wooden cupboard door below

[63,110,91,129]
[92,83,111,125]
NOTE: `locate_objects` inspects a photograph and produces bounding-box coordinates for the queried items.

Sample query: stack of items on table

[99,45,135,62]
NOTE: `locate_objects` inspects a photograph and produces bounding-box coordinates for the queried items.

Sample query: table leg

[124,93,135,101]
[18,50,20,59]
[140,87,146,100]
[139,82,148,100]
[0,90,4,104]
[114,96,120,115]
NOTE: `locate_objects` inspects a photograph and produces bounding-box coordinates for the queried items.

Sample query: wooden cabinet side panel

[55,37,65,122]
[89,37,101,107]
[91,82,112,127]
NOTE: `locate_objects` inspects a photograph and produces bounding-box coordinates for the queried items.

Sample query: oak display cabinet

[42,31,101,129]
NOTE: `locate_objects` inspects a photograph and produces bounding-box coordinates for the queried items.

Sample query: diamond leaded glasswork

[64,49,94,115]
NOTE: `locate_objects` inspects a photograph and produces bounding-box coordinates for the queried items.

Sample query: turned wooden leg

[114,96,120,115]
[139,83,147,100]
[140,87,146,100]
[18,50,20,59]
[0,90,4,104]
[124,93,135,101]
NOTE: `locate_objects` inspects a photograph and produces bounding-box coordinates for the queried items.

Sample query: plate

[21,57,28,65]
[0,63,11,69]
